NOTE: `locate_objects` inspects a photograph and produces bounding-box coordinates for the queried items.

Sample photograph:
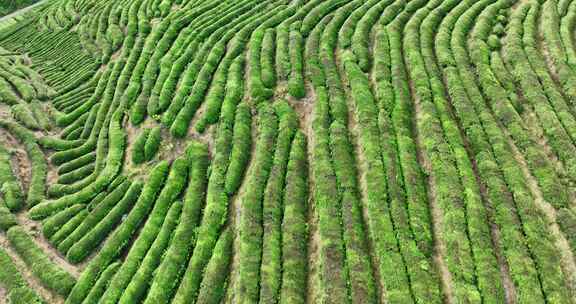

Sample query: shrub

[144,126,161,161]
[57,163,95,184]
[57,180,135,255]
[99,158,188,303]
[195,228,233,304]
[11,103,40,130]
[30,114,126,219]
[0,120,46,207]
[49,209,89,246]
[57,152,96,175]
[236,103,278,303]
[278,131,308,304]
[7,226,76,296]
[343,51,414,302]
[0,248,43,304]
[225,103,252,195]
[118,201,182,304]
[42,204,84,239]
[259,101,297,303]
[81,262,120,304]
[0,198,17,231]
[131,128,150,164]
[65,161,169,304]
[144,142,208,304]
[287,23,305,99]
[261,29,276,88]
[65,180,141,263]
[2,177,22,210]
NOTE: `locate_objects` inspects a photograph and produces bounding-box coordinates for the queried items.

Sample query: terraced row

[0,0,574,303]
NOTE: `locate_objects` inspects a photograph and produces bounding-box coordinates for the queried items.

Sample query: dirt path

[303,91,320,304]
[0,232,64,304]
[519,106,576,206]
[412,97,454,304]
[501,125,576,295]
[15,212,84,277]
[279,78,321,304]
[439,65,517,303]
[223,177,248,304]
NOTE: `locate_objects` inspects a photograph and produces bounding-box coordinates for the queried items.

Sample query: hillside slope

[0,0,575,303]
[0,0,42,16]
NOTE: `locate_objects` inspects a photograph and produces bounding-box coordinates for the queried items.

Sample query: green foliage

[81,262,120,304]
[49,210,89,246]
[42,204,84,239]
[195,228,233,304]
[261,29,277,88]
[144,142,208,304]
[66,162,169,304]
[131,128,150,164]
[0,248,43,304]
[7,226,76,296]
[236,103,278,303]
[287,23,305,99]
[4,2,576,304]
[57,152,96,175]
[0,198,17,231]
[118,201,182,304]
[343,51,413,302]
[59,180,137,256]
[279,132,308,304]
[0,119,46,207]
[225,103,252,195]
[99,157,188,304]
[11,103,40,130]
[57,163,95,184]
[144,126,162,161]
[30,114,126,219]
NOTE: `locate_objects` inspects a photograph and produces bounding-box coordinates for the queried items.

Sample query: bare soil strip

[440,69,517,303]
[0,232,64,304]
[224,82,260,304]
[14,212,84,277]
[502,126,576,295]
[300,84,320,304]
[410,86,454,304]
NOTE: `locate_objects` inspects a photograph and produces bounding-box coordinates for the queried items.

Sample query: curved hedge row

[279,131,308,304]
[0,119,47,207]
[259,100,298,303]
[29,111,126,220]
[144,126,162,161]
[3,0,576,303]
[225,103,252,195]
[0,248,44,304]
[0,144,23,211]
[118,200,182,304]
[61,180,139,258]
[66,161,169,304]
[98,157,188,304]
[235,103,278,303]
[42,204,84,239]
[131,128,150,164]
[463,1,575,301]
[143,141,208,304]
[81,261,120,304]
[7,226,76,296]
[195,228,234,304]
